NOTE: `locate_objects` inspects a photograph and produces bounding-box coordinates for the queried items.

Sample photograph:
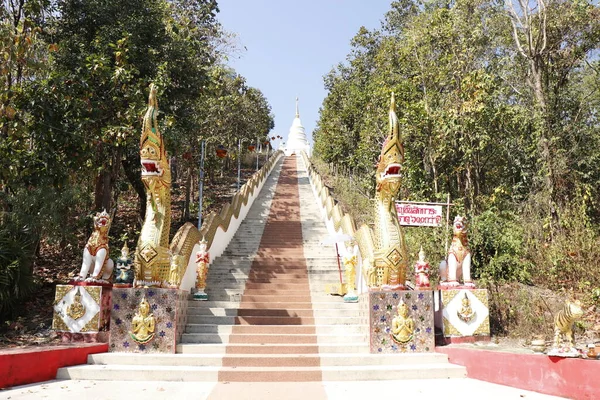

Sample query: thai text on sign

[396,203,443,227]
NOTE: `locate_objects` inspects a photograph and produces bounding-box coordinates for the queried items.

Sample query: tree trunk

[94,169,112,211]
[122,156,146,221]
[171,156,178,186]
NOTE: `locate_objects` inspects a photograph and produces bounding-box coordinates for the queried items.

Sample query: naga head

[140,84,170,188]
[376,93,405,197]
[93,209,111,234]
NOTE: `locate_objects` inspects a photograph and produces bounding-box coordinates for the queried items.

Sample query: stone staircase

[56,155,466,382]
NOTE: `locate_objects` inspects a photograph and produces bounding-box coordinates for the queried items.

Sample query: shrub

[469,208,532,285]
[0,215,37,322]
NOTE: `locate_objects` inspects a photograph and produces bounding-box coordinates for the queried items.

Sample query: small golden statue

[194,239,210,300]
[167,254,183,289]
[343,244,359,303]
[66,289,86,320]
[129,297,156,344]
[363,258,378,287]
[391,299,415,344]
[457,292,476,323]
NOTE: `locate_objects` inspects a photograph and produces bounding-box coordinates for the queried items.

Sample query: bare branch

[499,74,524,96]
[505,0,528,58]
[539,0,547,54]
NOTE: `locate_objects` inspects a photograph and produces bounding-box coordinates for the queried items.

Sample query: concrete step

[180,332,364,344]
[213,256,340,263]
[186,307,360,317]
[203,292,348,302]
[89,352,450,367]
[207,266,339,275]
[203,293,314,302]
[185,315,361,325]
[206,274,339,283]
[186,301,359,310]
[57,363,466,382]
[203,279,335,289]
[184,324,365,334]
[208,288,312,296]
[177,343,370,354]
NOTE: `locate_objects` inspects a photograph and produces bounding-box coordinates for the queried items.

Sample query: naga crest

[93,210,111,234]
[140,84,170,188]
[376,92,405,197]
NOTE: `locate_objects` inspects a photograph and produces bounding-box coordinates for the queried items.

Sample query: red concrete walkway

[218,156,324,382]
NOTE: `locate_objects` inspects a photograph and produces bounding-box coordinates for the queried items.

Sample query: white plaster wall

[179,152,283,292]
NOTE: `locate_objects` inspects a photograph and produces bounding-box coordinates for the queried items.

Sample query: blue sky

[216,1,394,146]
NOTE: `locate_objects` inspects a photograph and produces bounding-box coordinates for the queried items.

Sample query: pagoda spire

[295,96,299,118]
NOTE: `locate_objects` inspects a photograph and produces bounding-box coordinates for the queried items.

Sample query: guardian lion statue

[439,215,474,288]
[75,210,114,283]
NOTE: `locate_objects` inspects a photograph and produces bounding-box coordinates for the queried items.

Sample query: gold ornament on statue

[457,292,476,323]
[129,297,156,344]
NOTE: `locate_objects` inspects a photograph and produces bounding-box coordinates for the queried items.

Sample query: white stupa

[284,97,311,156]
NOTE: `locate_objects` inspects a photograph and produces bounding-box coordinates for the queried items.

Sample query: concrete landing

[0,379,567,400]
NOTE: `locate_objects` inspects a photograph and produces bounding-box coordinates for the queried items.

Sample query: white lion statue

[439,215,474,288]
[75,210,114,283]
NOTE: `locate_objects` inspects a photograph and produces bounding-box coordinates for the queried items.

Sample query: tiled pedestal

[367,290,435,353]
[436,288,490,343]
[52,284,112,342]
[108,288,187,353]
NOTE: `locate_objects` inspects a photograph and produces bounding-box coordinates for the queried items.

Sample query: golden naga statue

[129,297,156,344]
[391,299,414,344]
[357,93,408,289]
[135,84,201,288]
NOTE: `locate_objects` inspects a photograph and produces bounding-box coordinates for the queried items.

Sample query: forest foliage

[0,0,274,320]
[313,0,600,303]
